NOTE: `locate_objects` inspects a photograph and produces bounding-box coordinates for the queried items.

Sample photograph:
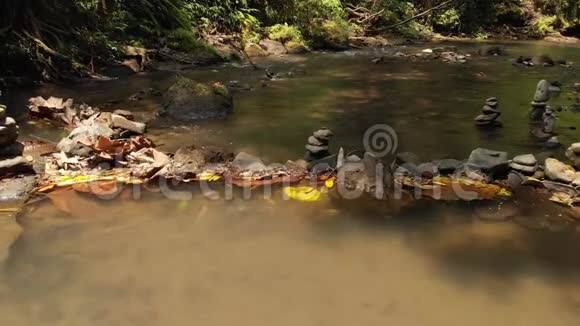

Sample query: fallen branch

[373,0,454,32]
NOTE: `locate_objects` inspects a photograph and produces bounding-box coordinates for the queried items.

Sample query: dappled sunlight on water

[2,40,580,325]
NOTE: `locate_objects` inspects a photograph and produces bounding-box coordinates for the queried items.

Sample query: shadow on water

[1,40,580,325]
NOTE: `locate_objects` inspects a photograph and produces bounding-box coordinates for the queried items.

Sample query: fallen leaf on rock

[550,192,575,207]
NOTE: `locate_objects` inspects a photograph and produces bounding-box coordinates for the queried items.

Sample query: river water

[2,40,580,325]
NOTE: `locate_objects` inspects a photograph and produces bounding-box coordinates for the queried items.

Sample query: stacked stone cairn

[0,104,33,176]
[305,128,334,161]
[509,154,538,175]
[530,80,550,122]
[529,80,560,146]
[565,143,580,169]
[474,97,502,128]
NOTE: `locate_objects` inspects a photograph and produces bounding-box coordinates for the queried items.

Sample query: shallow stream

[2,40,580,325]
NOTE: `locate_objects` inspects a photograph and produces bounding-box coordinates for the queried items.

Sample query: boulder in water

[162,77,233,122]
[244,43,268,57]
[467,148,509,176]
[259,39,287,56]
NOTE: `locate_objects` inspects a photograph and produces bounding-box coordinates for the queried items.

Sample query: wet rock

[305,128,333,161]
[308,154,337,172]
[313,128,334,141]
[474,98,501,128]
[510,154,537,175]
[565,143,580,168]
[417,162,439,178]
[57,123,115,156]
[513,154,537,166]
[544,136,561,148]
[0,215,22,265]
[286,41,309,54]
[482,46,505,56]
[532,170,545,180]
[0,142,24,157]
[162,77,233,122]
[232,152,267,171]
[542,107,557,134]
[112,109,134,120]
[0,175,37,201]
[467,148,509,175]
[244,43,267,57]
[308,136,325,147]
[0,105,5,120]
[111,114,146,134]
[507,171,527,189]
[305,144,329,154]
[534,80,550,103]
[259,39,287,56]
[544,158,576,183]
[530,101,547,121]
[434,159,462,175]
[510,162,536,174]
[0,157,34,176]
[530,126,552,140]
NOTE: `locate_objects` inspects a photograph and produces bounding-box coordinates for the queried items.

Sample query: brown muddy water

[2,40,580,325]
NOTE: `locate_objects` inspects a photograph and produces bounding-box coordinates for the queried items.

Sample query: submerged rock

[162,77,233,122]
[475,201,519,222]
[0,214,22,265]
[0,175,37,202]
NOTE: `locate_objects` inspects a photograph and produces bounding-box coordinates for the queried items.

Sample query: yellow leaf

[284,187,322,202]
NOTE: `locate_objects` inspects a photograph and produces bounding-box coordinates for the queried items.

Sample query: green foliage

[165,28,219,57]
[268,24,304,43]
[433,8,460,33]
[532,15,559,35]
[308,18,352,49]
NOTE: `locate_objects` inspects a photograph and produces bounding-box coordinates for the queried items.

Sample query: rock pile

[509,154,537,175]
[566,143,580,168]
[529,80,560,147]
[530,80,550,122]
[305,128,334,161]
[474,97,502,128]
[0,105,32,176]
